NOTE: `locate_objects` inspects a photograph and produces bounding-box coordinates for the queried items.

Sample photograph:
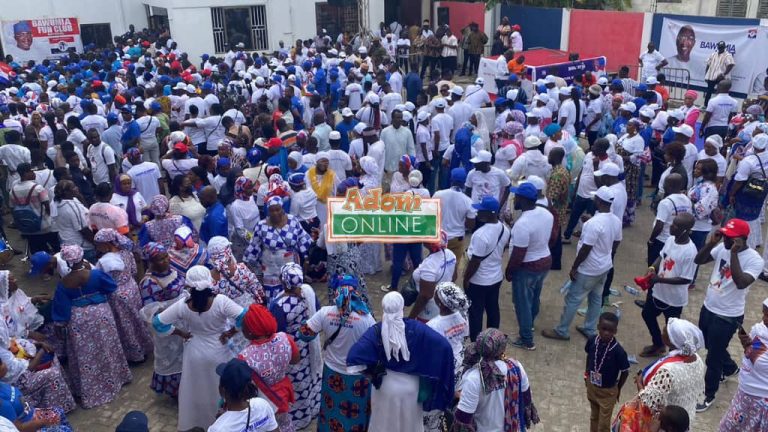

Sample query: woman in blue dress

[0,367,73,432]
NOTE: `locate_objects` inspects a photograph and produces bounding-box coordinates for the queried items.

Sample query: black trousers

[462,54,481,75]
[466,281,501,341]
[642,290,683,347]
[699,306,742,398]
[647,239,664,267]
[442,56,457,76]
[420,56,440,79]
[704,78,722,106]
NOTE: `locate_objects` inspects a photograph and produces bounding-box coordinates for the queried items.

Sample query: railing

[606,64,690,104]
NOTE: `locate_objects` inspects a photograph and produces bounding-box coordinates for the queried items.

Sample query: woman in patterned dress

[51,245,132,409]
[168,225,209,275]
[0,271,75,414]
[243,196,312,302]
[616,119,647,226]
[94,228,153,363]
[299,275,375,432]
[138,195,195,249]
[138,242,187,398]
[238,303,300,432]
[268,263,322,430]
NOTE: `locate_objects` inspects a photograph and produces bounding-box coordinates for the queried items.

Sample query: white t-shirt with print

[458,360,529,432]
[162,158,198,180]
[433,188,476,240]
[704,243,764,317]
[413,249,457,321]
[467,222,510,286]
[739,323,768,398]
[576,211,622,276]
[127,161,162,202]
[653,194,692,243]
[306,306,376,373]
[427,312,469,373]
[207,398,278,432]
[87,143,116,185]
[465,167,511,204]
[705,93,738,128]
[652,237,698,307]
[735,152,768,182]
[510,206,552,262]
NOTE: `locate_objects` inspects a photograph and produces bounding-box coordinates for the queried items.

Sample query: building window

[315,3,359,38]
[80,23,113,48]
[759,0,768,18]
[716,0,747,17]
[211,5,268,53]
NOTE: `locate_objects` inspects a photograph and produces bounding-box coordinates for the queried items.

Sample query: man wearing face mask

[694,218,764,412]
[703,41,735,106]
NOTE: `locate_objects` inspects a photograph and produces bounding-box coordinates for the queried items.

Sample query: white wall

[629,0,718,16]
[0,0,147,51]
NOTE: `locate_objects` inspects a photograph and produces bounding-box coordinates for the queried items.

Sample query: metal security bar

[211,7,226,53]
[250,5,269,51]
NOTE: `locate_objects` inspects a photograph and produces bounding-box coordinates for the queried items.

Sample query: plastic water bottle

[614,307,622,321]
[560,280,572,295]
[624,285,641,296]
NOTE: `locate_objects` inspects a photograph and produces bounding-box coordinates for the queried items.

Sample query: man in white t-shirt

[85,129,117,186]
[134,104,162,166]
[327,131,353,181]
[208,358,279,432]
[544,186,622,340]
[463,196,511,340]
[505,182,553,350]
[694,218,765,412]
[465,151,511,205]
[638,42,667,82]
[557,87,579,137]
[434,168,476,268]
[126,149,163,201]
[639,213,698,358]
[699,79,737,140]
[431,98,453,189]
[649,173,691,267]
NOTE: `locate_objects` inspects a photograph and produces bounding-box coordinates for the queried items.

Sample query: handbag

[400,250,448,308]
[611,397,654,432]
[741,154,768,201]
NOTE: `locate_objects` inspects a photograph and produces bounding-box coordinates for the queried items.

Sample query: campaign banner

[658,18,768,95]
[327,188,440,243]
[2,18,82,63]
[529,56,608,85]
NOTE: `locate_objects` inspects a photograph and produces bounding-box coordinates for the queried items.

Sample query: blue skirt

[318,364,371,432]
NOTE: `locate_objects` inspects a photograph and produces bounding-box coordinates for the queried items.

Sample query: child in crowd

[654,405,689,432]
[584,312,630,432]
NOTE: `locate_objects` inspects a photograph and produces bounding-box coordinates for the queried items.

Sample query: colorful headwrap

[60,245,84,265]
[173,225,195,250]
[288,172,305,187]
[94,228,133,251]
[280,262,304,289]
[126,147,142,161]
[234,176,253,201]
[207,236,233,263]
[333,275,370,316]
[359,156,378,176]
[149,195,170,218]
[246,147,262,166]
[243,303,277,337]
[266,165,281,177]
[425,230,449,253]
[510,109,525,125]
[465,328,509,394]
[143,242,168,260]
[266,196,283,208]
[503,121,524,136]
[399,155,412,171]
[435,282,470,314]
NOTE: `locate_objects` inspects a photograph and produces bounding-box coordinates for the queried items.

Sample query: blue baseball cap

[636,84,648,92]
[216,358,253,396]
[201,54,209,60]
[115,410,149,432]
[510,182,538,201]
[494,97,508,107]
[508,73,519,82]
[28,251,52,276]
[450,167,467,184]
[106,112,119,123]
[472,196,500,213]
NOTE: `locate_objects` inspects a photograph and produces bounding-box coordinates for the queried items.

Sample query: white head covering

[316,151,330,162]
[650,111,669,131]
[408,170,423,187]
[207,236,231,256]
[705,134,724,150]
[666,318,704,356]
[288,151,303,166]
[381,292,410,361]
[605,133,618,157]
[359,156,379,176]
[185,265,214,291]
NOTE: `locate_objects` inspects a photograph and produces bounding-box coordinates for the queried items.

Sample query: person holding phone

[693,218,765,412]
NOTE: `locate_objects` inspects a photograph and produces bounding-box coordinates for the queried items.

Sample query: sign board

[658,18,768,95]
[2,18,82,63]
[327,188,440,243]
[478,55,607,94]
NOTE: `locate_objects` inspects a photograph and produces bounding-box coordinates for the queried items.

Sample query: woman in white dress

[227,176,261,260]
[153,265,246,431]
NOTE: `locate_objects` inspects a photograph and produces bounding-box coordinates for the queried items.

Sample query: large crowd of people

[0,16,764,432]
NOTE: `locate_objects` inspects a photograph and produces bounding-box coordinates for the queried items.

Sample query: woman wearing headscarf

[318,179,371,304]
[138,242,187,398]
[168,225,208,275]
[168,174,206,232]
[138,195,195,249]
[153,265,246,431]
[244,196,312,302]
[423,282,470,431]
[299,275,375,432]
[268,263,321,429]
[94,228,154,364]
[391,155,415,194]
[0,271,75,414]
[347,291,456,432]
[494,122,521,171]
[257,172,292,216]
[408,231,457,323]
[51,245,131,408]
[228,176,260,260]
[110,174,146,233]
[452,328,539,431]
[720,298,768,431]
[616,318,705,428]
[616,118,648,225]
[0,359,74,432]
[238,303,300,432]
[357,157,384,276]
[287,151,308,177]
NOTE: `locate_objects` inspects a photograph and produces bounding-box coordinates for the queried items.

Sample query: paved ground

[5,197,764,431]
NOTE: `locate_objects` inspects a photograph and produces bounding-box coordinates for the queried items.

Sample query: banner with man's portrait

[1,18,83,63]
[659,17,768,95]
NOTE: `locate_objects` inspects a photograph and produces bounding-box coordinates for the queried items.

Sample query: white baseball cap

[451,86,464,96]
[358,46,368,54]
[534,93,550,104]
[433,98,447,109]
[559,86,572,96]
[353,122,368,134]
[619,102,636,113]
[594,162,620,177]
[255,76,265,86]
[591,185,616,202]
[470,150,492,163]
[174,82,187,90]
[417,110,430,123]
[186,84,197,93]
[402,111,413,123]
[753,133,768,150]
[545,75,557,84]
[525,175,546,191]
[672,124,694,137]
[639,107,656,119]
[329,131,341,140]
[475,77,485,85]
[597,76,609,85]
[341,107,354,117]
[668,109,685,121]
[646,76,658,85]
